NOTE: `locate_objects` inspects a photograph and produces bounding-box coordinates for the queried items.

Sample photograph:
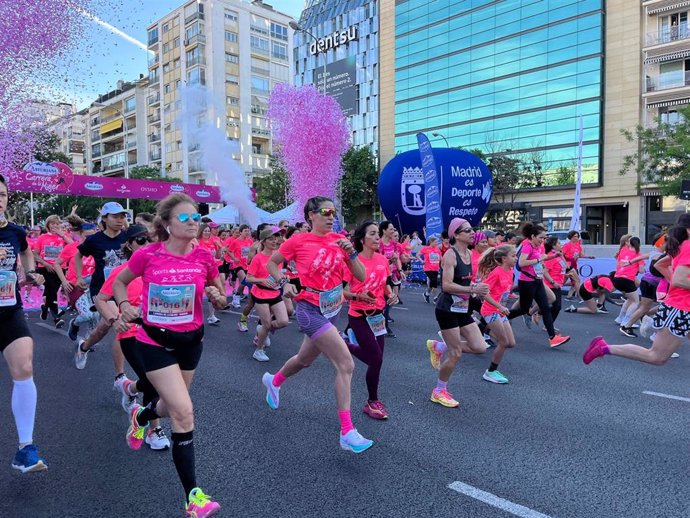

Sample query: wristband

[349,251,358,261]
[277,277,289,288]
[118,300,131,309]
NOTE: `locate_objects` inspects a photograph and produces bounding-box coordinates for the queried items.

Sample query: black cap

[125,224,148,240]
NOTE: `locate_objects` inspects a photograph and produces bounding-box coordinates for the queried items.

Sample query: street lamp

[93,102,130,210]
[289,20,327,95]
[432,132,449,147]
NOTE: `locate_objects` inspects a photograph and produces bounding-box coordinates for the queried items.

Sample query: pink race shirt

[231,238,253,270]
[419,246,441,272]
[615,247,641,280]
[35,233,66,265]
[518,241,543,281]
[662,240,690,311]
[471,249,482,280]
[561,241,582,269]
[198,238,221,266]
[379,240,402,273]
[481,266,514,317]
[127,242,218,346]
[60,242,95,283]
[279,232,348,306]
[344,253,390,316]
[544,256,566,288]
[248,252,281,300]
[100,262,143,340]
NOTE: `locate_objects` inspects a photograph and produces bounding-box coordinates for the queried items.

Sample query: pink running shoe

[583,336,609,365]
[185,487,220,517]
[126,404,148,450]
[363,400,389,420]
[426,340,443,370]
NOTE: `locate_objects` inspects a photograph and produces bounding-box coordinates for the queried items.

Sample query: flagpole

[569,115,583,231]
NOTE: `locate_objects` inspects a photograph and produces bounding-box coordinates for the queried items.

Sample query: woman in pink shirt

[113,194,226,518]
[562,230,593,299]
[585,214,690,366]
[418,236,441,303]
[612,235,644,329]
[197,224,222,327]
[263,196,374,454]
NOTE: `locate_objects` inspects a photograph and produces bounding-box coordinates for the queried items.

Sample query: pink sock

[338,410,355,435]
[272,370,287,388]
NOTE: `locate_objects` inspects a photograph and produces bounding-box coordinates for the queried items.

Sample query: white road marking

[391,306,408,310]
[448,481,554,518]
[643,391,690,403]
[35,322,68,336]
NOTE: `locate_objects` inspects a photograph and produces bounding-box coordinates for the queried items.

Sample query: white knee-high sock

[12,378,37,447]
[622,304,639,326]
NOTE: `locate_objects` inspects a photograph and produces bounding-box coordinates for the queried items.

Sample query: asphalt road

[0,285,687,518]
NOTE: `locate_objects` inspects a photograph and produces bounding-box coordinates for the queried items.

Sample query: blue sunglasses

[177,213,201,223]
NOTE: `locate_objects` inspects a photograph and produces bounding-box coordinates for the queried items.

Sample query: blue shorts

[296,301,340,339]
[485,313,509,325]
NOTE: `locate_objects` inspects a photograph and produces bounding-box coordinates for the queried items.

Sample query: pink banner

[6,163,221,204]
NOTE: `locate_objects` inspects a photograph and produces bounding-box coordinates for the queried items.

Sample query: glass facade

[394,0,604,187]
[294,0,379,153]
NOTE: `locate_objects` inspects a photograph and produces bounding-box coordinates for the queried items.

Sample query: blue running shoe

[12,444,47,473]
[67,318,79,341]
[262,372,280,410]
[339,429,374,454]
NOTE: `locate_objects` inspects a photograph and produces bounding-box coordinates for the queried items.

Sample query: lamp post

[93,102,130,210]
[432,132,449,147]
[289,21,327,95]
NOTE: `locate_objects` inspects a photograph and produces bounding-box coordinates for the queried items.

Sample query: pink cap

[208,222,220,228]
[598,277,614,292]
[448,218,469,236]
[472,231,487,246]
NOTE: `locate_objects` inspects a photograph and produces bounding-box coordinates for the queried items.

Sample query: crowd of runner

[0,176,685,517]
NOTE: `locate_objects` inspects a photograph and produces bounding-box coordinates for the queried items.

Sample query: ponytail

[666,213,690,257]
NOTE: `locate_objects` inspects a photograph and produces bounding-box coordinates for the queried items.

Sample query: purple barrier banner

[6,163,221,204]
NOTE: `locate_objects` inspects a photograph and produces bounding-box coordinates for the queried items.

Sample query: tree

[340,145,378,224]
[255,155,292,213]
[555,165,576,185]
[620,105,690,195]
[486,155,525,230]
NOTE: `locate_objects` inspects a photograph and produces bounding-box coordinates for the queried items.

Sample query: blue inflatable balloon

[378,148,492,235]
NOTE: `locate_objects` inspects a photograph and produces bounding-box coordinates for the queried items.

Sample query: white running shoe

[145,427,170,450]
[207,315,221,326]
[339,429,374,454]
[237,320,248,332]
[253,349,269,362]
[232,295,241,308]
[257,324,271,347]
[671,352,680,359]
[114,376,138,413]
[74,339,90,370]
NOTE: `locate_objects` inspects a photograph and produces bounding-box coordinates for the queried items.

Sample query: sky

[53,0,304,109]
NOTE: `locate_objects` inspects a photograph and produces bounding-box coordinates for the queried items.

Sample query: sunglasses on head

[455,227,473,234]
[177,213,201,223]
[133,236,150,245]
[313,207,337,217]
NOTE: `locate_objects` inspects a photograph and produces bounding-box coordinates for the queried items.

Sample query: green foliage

[555,165,576,185]
[620,105,690,195]
[340,145,378,224]
[255,155,292,213]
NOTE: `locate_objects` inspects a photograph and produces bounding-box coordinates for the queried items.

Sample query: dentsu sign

[309,26,358,55]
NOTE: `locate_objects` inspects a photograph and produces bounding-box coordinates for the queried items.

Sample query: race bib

[429,253,440,264]
[288,260,298,274]
[499,291,511,307]
[366,314,387,336]
[533,261,544,279]
[450,294,469,313]
[0,271,17,307]
[104,267,114,280]
[241,247,250,258]
[44,245,62,261]
[319,285,343,318]
[147,283,196,324]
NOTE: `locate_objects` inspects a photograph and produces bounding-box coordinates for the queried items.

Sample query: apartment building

[146,0,294,185]
[85,78,150,177]
[46,108,88,174]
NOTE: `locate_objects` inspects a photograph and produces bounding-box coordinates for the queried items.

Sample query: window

[252,142,264,154]
[124,97,136,113]
[164,83,171,93]
[225,52,239,64]
[271,22,288,41]
[226,96,239,105]
[271,41,287,60]
[225,30,238,43]
[251,104,266,115]
[251,25,269,36]
[162,42,170,53]
[226,74,239,85]
[187,68,206,85]
[186,46,203,66]
[148,28,159,45]
[163,62,171,73]
[185,22,202,41]
[660,108,684,126]
[251,75,270,92]
[163,23,169,33]
[225,9,238,22]
[227,117,240,127]
[250,35,269,53]
[173,37,180,48]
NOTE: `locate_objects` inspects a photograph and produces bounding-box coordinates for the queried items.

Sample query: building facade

[146,0,294,185]
[293,0,380,155]
[85,78,150,178]
[380,0,645,244]
[47,108,88,175]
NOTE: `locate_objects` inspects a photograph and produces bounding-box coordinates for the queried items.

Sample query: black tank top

[436,247,473,312]
[649,253,666,278]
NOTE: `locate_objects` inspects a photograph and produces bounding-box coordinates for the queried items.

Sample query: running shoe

[54,318,65,329]
[430,388,460,408]
[67,318,79,341]
[522,314,532,329]
[115,377,138,413]
[583,336,609,365]
[386,328,396,338]
[426,339,443,370]
[126,404,149,450]
[232,295,241,308]
[253,349,269,362]
[671,352,680,359]
[207,316,220,326]
[482,369,509,384]
[565,305,577,313]
[640,315,654,338]
[619,326,637,338]
[262,372,280,409]
[339,429,374,453]
[346,328,359,346]
[596,304,609,314]
[185,488,220,518]
[423,292,430,303]
[74,339,90,370]
[145,427,170,451]
[362,400,389,420]
[548,335,570,348]
[39,305,48,321]
[11,444,47,473]
[257,324,271,346]
[237,319,248,332]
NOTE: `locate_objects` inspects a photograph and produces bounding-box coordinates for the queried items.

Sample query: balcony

[187,55,207,68]
[646,71,690,92]
[148,113,161,124]
[148,53,160,68]
[647,25,690,46]
[148,35,159,47]
[185,33,206,47]
[150,151,162,161]
[148,93,160,105]
[185,11,204,24]
[149,133,161,143]
[148,72,160,84]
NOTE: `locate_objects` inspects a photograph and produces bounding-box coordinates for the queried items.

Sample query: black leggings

[509,279,557,338]
[347,315,385,401]
[549,287,562,324]
[38,267,61,319]
[120,337,158,407]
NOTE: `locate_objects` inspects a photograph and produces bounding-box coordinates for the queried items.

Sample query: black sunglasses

[455,227,473,234]
[132,236,150,245]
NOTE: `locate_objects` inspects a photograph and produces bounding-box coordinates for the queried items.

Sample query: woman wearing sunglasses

[425,218,489,408]
[113,194,227,517]
[262,196,375,454]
